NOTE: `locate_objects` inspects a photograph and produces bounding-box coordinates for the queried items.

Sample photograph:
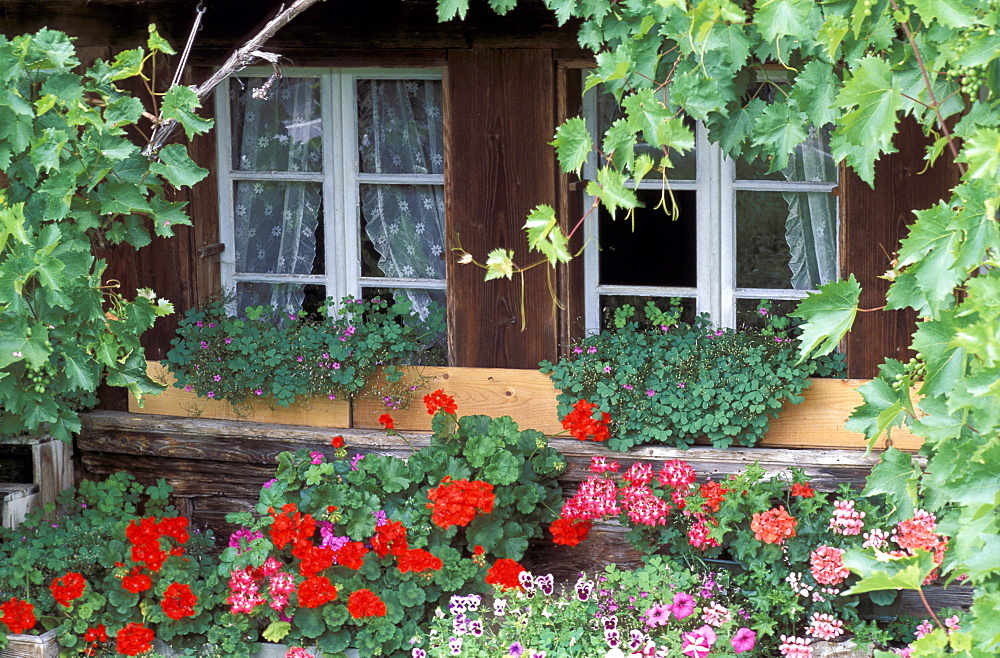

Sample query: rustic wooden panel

[445,48,560,368]
[188,65,223,305]
[555,64,587,354]
[129,362,351,427]
[763,379,922,451]
[0,483,40,529]
[81,411,893,493]
[0,627,61,658]
[353,366,564,433]
[31,438,73,506]
[841,116,960,378]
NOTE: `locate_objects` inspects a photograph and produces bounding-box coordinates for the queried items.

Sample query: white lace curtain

[232,77,323,311]
[357,79,446,321]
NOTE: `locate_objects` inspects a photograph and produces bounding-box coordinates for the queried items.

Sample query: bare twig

[142,0,324,156]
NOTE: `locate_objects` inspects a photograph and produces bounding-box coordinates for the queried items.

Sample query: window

[217,69,446,320]
[582,91,839,331]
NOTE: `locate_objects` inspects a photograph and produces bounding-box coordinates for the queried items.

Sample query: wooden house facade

[2,0,958,378]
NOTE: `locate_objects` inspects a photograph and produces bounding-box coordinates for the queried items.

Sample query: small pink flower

[731,627,756,654]
[206,391,215,398]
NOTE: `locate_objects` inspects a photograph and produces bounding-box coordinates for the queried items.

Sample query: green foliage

[0,473,250,656]
[219,406,566,657]
[162,295,446,413]
[541,300,844,450]
[0,28,211,442]
[436,0,1000,652]
[413,556,758,656]
[553,457,927,650]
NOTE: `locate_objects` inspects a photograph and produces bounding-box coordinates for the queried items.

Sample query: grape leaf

[790,275,861,359]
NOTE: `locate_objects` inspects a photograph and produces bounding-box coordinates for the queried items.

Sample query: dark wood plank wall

[445,48,560,367]
[839,117,960,378]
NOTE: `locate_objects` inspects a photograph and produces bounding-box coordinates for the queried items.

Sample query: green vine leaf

[790,275,861,359]
[550,116,591,175]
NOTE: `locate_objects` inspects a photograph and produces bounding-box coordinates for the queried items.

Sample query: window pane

[599,188,697,288]
[735,126,836,182]
[735,298,801,331]
[235,281,326,316]
[736,190,837,290]
[360,184,445,280]
[234,181,323,276]
[599,295,697,331]
[230,77,322,172]
[357,79,444,175]
[360,287,447,365]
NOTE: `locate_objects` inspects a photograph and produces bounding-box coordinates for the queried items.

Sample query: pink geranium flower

[731,627,756,654]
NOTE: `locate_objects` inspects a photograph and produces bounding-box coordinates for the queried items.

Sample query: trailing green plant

[163,295,446,413]
[0,472,249,657]
[218,394,567,657]
[437,0,1000,653]
[0,27,211,442]
[541,301,843,450]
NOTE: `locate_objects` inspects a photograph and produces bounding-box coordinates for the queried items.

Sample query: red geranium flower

[84,624,108,643]
[330,435,345,448]
[371,520,409,558]
[750,506,797,545]
[293,542,337,578]
[698,480,729,513]
[116,623,154,657]
[121,568,152,593]
[161,582,198,620]
[423,389,458,415]
[270,504,316,550]
[378,413,395,429]
[0,598,36,634]
[297,576,338,608]
[51,571,86,607]
[485,558,525,591]
[549,517,592,547]
[396,548,443,574]
[426,476,495,529]
[347,589,386,618]
[561,399,611,442]
[791,482,815,498]
[334,541,369,570]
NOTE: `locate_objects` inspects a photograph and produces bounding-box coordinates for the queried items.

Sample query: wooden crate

[0,483,40,529]
[0,628,60,658]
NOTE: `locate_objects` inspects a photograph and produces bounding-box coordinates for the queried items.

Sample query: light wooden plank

[758,379,922,451]
[352,366,564,434]
[131,362,923,450]
[130,362,350,428]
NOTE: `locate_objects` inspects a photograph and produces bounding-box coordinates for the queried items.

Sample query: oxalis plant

[438,0,1000,655]
[0,28,209,442]
[541,300,844,450]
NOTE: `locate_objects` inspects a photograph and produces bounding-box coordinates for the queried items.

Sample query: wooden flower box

[0,628,60,658]
[130,361,922,451]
